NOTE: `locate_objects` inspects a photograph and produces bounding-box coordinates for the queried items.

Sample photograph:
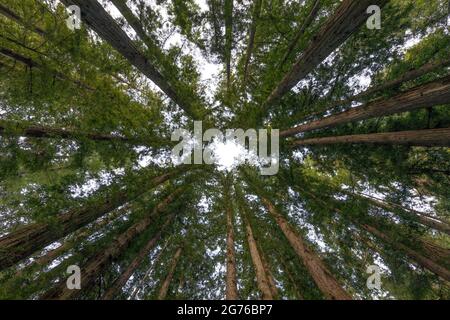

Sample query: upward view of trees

[0,0,449,300]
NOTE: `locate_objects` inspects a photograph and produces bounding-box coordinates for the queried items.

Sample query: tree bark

[225,190,239,300]
[242,214,274,299]
[292,128,450,148]
[101,213,175,300]
[242,0,262,87]
[40,189,182,300]
[0,169,182,270]
[0,119,150,144]
[0,3,46,35]
[281,75,450,137]
[265,0,389,108]
[361,224,450,281]
[280,0,321,67]
[60,0,198,119]
[157,246,183,300]
[257,243,279,299]
[260,197,351,300]
[347,192,450,235]
[224,0,234,94]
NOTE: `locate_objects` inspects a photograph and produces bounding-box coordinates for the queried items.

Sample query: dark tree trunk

[281,75,450,137]
[40,190,182,300]
[292,128,450,147]
[0,170,182,270]
[260,197,352,300]
[157,246,183,300]
[265,0,389,108]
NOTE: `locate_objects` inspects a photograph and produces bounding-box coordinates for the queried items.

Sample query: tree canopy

[0,0,449,300]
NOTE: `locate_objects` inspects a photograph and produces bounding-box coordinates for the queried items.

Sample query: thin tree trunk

[41,190,182,300]
[224,0,234,94]
[361,224,450,281]
[60,0,198,119]
[280,0,321,67]
[347,192,450,235]
[0,47,95,91]
[281,75,450,137]
[260,197,351,300]
[265,0,389,108]
[242,0,262,87]
[278,255,303,300]
[0,119,150,145]
[157,246,183,300]
[242,214,273,299]
[0,3,46,35]
[257,244,278,299]
[0,169,182,270]
[292,128,450,148]
[101,213,175,300]
[225,187,239,300]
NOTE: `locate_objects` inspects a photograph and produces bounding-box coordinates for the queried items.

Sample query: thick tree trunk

[280,0,321,67]
[0,170,182,270]
[41,190,182,300]
[242,0,262,86]
[60,0,198,118]
[292,128,450,147]
[157,246,183,300]
[101,214,175,300]
[281,75,450,137]
[260,197,351,300]
[361,224,450,281]
[265,0,389,108]
[242,215,274,299]
[225,194,239,300]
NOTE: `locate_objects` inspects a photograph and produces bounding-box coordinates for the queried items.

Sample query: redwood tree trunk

[242,0,262,86]
[260,197,351,300]
[0,170,181,270]
[101,214,175,300]
[157,246,183,300]
[292,128,450,147]
[41,190,181,300]
[361,224,450,281]
[265,0,389,108]
[225,197,239,300]
[281,75,450,137]
[243,215,274,299]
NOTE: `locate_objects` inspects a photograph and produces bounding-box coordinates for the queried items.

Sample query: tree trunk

[0,3,45,35]
[292,128,450,147]
[265,0,389,108]
[258,244,279,299]
[101,214,175,300]
[224,0,234,94]
[278,255,303,300]
[0,170,181,270]
[102,215,174,300]
[60,0,199,119]
[281,75,450,137]
[348,192,450,235]
[225,193,239,300]
[242,0,262,87]
[41,190,182,300]
[0,119,150,145]
[260,197,352,300]
[361,224,450,281]
[280,0,321,67]
[242,214,274,299]
[157,246,183,300]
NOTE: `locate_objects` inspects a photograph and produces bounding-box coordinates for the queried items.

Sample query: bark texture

[292,128,450,147]
[260,197,352,300]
